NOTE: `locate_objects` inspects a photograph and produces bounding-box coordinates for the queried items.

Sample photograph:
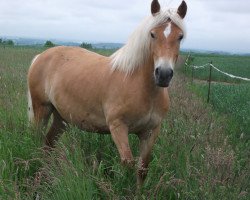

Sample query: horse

[27,0,187,186]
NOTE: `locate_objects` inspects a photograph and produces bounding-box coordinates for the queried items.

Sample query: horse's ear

[151,0,161,16]
[177,1,187,19]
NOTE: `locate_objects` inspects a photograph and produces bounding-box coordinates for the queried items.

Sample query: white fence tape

[193,63,210,69]
[184,56,250,82]
[210,64,250,82]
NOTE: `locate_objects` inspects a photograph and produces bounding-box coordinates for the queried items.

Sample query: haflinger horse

[28,0,187,186]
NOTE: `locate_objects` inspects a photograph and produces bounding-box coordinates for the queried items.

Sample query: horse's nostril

[170,69,173,77]
[155,68,159,76]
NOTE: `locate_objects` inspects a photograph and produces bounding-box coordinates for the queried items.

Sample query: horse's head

[150,0,187,87]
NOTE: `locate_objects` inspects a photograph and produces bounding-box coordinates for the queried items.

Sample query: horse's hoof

[41,145,54,154]
[121,159,135,168]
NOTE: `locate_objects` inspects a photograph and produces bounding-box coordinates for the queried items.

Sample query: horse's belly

[49,81,109,133]
[52,97,109,133]
[77,115,109,133]
[62,110,109,133]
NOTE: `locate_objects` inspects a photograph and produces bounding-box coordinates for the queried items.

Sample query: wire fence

[185,54,250,82]
[184,54,250,103]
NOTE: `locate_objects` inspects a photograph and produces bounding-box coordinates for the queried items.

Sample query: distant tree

[6,40,14,46]
[0,39,14,47]
[44,40,55,47]
[80,42,92,49]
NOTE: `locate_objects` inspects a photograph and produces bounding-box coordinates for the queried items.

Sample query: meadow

[183,52,250,145]
[184,53,250,83]
[0,46,249,199]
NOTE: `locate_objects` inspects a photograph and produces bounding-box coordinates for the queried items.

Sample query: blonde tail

[27,88,34,123]
[27,54,40,123]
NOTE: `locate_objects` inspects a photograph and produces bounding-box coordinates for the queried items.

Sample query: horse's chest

[131,107,164,132]
[127,92,169,132]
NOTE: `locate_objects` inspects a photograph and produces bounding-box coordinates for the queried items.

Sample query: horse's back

[28,46,110,92]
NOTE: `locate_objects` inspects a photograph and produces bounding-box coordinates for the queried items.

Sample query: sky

[0,0,250,53]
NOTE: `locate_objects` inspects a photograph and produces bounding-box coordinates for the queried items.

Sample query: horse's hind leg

[32,103,53,129]
[28,88,52,129]
[28,88,65,148]
[45,109,66,148]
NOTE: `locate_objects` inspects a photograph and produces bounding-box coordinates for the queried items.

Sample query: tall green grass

[183,53,250,83]
[184,53,250,198]
[0,46,249,199]
[184,53,250,137]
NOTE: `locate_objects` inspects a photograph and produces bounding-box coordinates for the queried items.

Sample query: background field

[183,53,250,83]
[0,46,249,199]
[182,53,250,171]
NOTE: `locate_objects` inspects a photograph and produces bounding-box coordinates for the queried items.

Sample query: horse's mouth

[155,79,171,87]
[155,74,173,87]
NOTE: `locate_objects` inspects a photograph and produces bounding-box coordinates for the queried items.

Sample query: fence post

[207,61,213,103]
[191,66,194,84]
[186,53,189,73]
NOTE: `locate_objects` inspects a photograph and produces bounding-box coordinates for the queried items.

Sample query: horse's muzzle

[155,67,173,87]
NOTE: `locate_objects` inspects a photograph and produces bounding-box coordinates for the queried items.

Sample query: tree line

[0,39,14,46]
[0,38,93,49]
[44,41,93,49]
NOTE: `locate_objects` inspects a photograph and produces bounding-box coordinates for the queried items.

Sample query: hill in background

[1,36,249,55]
[0,36,123,49]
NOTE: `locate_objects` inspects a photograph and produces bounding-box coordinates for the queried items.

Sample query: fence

[184,54,250,103]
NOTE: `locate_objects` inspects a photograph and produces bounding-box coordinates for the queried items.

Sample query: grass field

[183,53,250,133]
[183,53,250,200]
[184,53,250,83]
[183,52,250,135]
[0,46,249,199]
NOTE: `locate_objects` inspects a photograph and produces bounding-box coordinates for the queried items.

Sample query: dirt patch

[193,79,238,85]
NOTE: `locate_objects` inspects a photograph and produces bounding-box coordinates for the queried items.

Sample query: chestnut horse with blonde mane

[28,0,187,185]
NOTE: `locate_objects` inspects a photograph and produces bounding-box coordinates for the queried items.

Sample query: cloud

[181,0,250,52]
[0,0,249,52]
[204,0,250,14]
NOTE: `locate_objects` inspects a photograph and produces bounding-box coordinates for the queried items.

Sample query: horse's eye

[150,32,156,39]
[178,34,184,41]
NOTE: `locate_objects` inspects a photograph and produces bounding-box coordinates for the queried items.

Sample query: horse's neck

[135,56,157,90]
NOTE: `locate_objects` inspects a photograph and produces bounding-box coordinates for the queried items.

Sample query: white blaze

[154,23,174,70]
[164,23,172,38]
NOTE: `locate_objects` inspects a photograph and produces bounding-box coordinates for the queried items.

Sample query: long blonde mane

[110,9,186,75]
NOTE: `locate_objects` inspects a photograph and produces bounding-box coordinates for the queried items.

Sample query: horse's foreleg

[137,125,161,186]
[109,120,134,166]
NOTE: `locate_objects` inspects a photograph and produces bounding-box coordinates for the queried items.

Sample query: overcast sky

[0,0,250,53]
